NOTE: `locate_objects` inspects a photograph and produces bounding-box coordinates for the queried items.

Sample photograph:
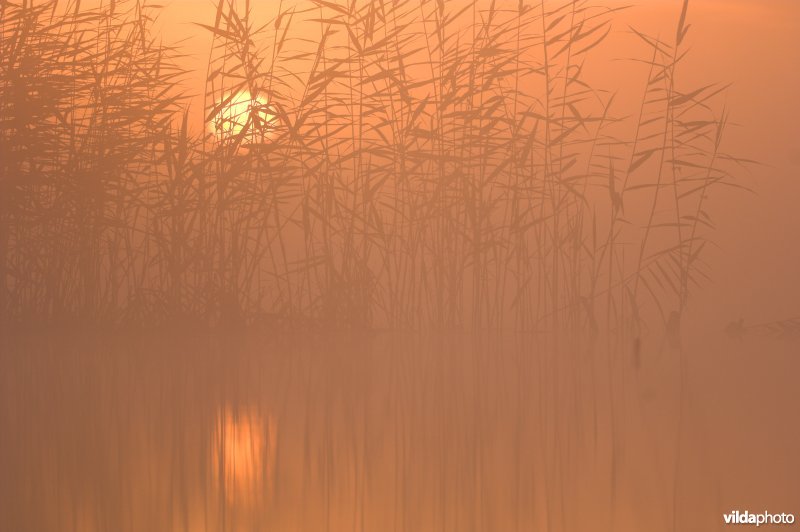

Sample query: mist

[1,1,798,531]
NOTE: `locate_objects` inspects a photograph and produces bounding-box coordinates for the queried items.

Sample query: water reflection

[1,331,793,531]
[214,407,277,506]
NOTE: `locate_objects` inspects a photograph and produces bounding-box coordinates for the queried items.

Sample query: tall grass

[0,0,744,340]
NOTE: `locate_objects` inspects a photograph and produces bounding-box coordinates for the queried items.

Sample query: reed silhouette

[0,0,746,343]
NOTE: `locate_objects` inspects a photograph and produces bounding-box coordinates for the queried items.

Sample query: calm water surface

[1,331,797,531]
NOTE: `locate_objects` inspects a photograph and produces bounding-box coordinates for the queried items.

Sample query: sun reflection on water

[213,407,277,506]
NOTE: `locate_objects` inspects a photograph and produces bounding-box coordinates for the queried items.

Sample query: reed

[0,0,745,341]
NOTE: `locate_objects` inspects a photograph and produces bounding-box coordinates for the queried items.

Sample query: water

[1,330,798,531]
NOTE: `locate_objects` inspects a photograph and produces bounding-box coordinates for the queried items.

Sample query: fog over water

[4,331,798,531]
[1,1,798,531]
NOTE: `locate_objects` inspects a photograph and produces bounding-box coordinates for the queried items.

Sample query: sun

[211,91,275,141]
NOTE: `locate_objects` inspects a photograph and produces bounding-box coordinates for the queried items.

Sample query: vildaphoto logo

[724,511,796,527]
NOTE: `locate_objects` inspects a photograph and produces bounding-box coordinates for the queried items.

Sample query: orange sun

[211,91,275,141]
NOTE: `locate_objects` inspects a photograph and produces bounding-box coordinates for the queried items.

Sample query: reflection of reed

[213,407,277,506]
[2,332,754,532]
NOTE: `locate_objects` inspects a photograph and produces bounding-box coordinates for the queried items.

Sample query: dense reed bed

[0,0,744,338]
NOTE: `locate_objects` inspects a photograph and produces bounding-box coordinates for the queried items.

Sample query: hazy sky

[600,1,800,333]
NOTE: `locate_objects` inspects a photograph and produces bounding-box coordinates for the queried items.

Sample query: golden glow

[211,91,275,141]
[213,407,277,505]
